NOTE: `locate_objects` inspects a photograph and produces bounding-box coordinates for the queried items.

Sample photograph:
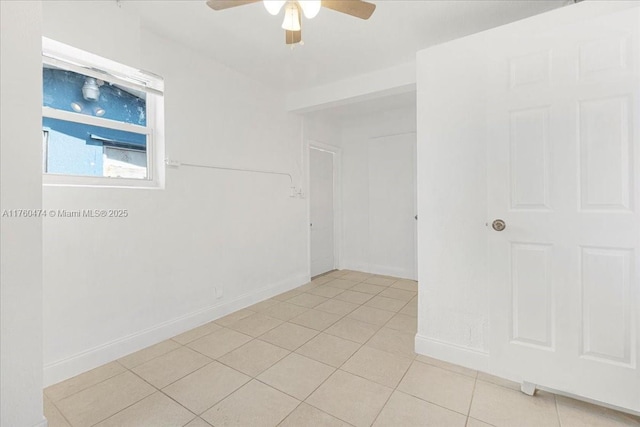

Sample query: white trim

[42,107,150,135]
[415,333,490,372]
[340,261,370,274]
[42,37,164,93]
[42,173,161,190]
[33,417,48,427]
[43,273,309,387]
[340,261,415,281]
[307,140,343,275]
[367,263,415,280]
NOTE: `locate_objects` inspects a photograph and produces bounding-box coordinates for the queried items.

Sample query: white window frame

[42,37,165,189]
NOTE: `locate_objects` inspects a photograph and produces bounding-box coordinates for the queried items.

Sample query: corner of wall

[1,1,45,426]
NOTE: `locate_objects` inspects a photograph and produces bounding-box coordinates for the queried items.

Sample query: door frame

[306,140,342,278]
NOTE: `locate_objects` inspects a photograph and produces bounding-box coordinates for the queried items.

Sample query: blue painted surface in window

[43,68,147,177]
[43,117,146,176]
[43,68,146,125]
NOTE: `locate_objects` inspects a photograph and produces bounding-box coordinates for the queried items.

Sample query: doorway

[309,145,340,277]
[368,133,417,280]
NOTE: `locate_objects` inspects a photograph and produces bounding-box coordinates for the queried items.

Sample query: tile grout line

[369,346,417,427]
[86,368,174,427]
[464,375,479,427]
[555,394,563,427]
[44,359,129,404]
[128,354,214,394]
[176,368,251,421]
[389,357,478,419]
[213,340,291,376]
[46,397,75,427]
[299,373,359,427]
[274,400,305,427]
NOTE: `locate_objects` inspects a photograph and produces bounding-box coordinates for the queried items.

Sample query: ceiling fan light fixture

[298,0,321,19]
[263,0,286,15]
[282,3,301,31]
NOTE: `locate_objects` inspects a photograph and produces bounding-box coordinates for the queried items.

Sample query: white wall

[42,1,308,385]
[339,107,416,277]
[415,37,490,368]
[0,1,46,426]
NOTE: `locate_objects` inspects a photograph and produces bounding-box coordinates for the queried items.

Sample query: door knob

[492,219,506,231]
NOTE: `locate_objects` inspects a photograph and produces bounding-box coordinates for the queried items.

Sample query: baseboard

[33,417,48,427]
[43,273,310,387]
[340,261,416,280]
[414,333,489,372]
[339,261,369,274]
[368,264,415,280]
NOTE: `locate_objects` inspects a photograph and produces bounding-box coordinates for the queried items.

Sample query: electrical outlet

[215,286,224,299]
[289,187,305,199]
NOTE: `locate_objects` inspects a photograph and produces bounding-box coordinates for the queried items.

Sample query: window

[42,38,164,188]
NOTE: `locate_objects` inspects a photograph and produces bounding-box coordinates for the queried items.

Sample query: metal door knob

[492,219,506,231]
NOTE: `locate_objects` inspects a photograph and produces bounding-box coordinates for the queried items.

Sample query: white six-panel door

[487,6,639,411]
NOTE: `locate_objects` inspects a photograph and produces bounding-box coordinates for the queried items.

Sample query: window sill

[43,174,164,190]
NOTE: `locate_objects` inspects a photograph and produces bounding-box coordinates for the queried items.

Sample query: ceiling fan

[205,0,376,45]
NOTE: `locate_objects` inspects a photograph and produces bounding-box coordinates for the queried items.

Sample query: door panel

[509,107,550,211]
[510,242,554,350]
[579,96,632,211]
[310,148,334,277]
[581,247,633,366]
[488,7,639,411]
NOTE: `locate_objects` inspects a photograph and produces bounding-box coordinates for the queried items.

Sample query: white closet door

[310,148,335,277]
[368,133,417,280]
[487,6,639,411]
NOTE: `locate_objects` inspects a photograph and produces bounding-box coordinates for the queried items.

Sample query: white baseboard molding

[340,261,416,280]
[368,264,415,280]
[43,273,309,387]
[339,261,369,273]
[414,333,489,372]
[33,417,48,427]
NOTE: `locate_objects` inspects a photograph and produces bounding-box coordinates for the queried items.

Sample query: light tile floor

[45,270,640,427]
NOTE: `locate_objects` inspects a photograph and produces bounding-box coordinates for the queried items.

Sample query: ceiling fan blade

[321,0,376,20]
[286,29,302,44]
[206,0,260,11]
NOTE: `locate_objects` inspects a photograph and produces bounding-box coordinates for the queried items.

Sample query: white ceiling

[128,0,566,93]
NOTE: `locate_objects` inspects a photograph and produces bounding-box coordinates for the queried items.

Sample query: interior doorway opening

[309,144,341,277]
